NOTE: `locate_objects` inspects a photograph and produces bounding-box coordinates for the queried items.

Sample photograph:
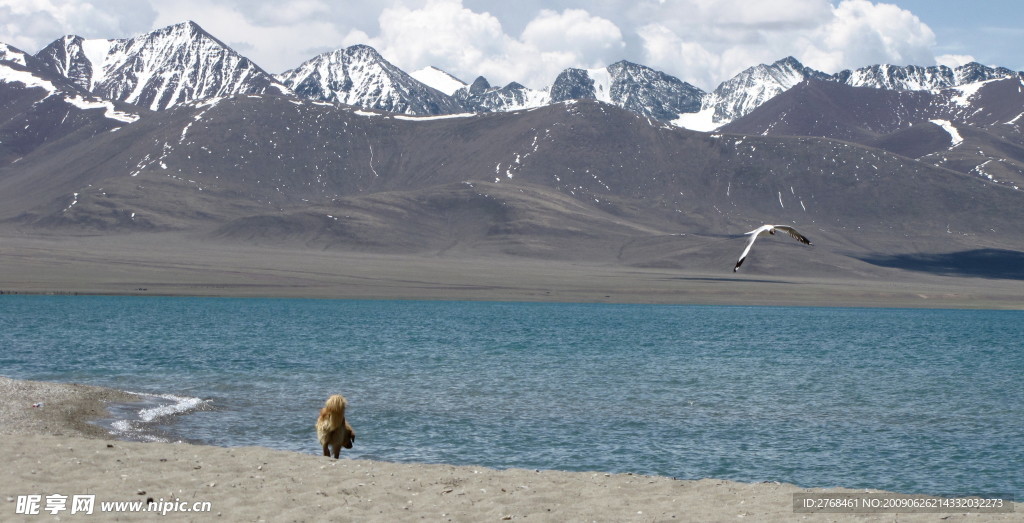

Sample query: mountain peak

[469,76,491,94]
[343,44,382,59]
[701,56,827,124]
[550,68,596,103]
[158,20,204,34]
[277,44,461,115]
[33,22,287,111]
[774,56,805,68]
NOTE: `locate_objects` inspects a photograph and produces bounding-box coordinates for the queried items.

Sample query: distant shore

[0,375,1018,521]
[2,232,1023,309]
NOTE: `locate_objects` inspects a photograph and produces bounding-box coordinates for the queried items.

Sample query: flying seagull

[734,225,812,272]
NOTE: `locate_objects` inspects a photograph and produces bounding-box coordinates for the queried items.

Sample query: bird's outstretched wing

[745,224,774,236]
[774,225,812,245]
[733,233,760,272]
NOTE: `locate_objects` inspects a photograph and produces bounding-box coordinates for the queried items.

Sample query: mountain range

[2,20,1024,285]
[15,21,1022,126]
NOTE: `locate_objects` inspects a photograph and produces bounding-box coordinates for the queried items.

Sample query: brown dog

[316,394,355,458]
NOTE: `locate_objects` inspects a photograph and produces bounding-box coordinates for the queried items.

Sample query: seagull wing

[745,224,774,236]
[734,233,761,272]
[774,225,812,245]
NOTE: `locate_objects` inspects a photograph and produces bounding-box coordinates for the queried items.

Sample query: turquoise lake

[2,295,1021,499]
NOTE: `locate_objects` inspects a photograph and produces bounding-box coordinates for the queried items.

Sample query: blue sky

[1,0,1021,90]
[886,0,1023,71]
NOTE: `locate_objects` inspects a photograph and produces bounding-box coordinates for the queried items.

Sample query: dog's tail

[317,394,347,434]
[324,394,347,414]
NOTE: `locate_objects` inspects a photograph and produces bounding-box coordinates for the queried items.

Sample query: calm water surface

[2,296,1020,498]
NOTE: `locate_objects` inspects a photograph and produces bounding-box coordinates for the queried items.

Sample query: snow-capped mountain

[607,61,704,121]
[34,21,288,111]
[700,57,828,126]
[276,45,461,116]
[453,76,549,113]
[951,62,1020,85]
[692,58,1023,129]
[832,62,1019,91]
[545,61,704,122]
[10,20,1024,134]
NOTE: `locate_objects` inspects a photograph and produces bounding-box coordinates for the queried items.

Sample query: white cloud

[520,9,624,65]
[637,23,720,89]
[365,2,624,89]
[151,0,347,73]
[367,0,509,83]
[0,0,156,51]
[637,0,940,89]
[935,54,977,68]
[805,0,936,72]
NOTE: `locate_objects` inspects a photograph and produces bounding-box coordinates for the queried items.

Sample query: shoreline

[2,285,1023,311]
[0,376,141,440]
[0,376,1018,521]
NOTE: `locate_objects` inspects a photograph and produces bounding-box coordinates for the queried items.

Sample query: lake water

[2,295,1021,499]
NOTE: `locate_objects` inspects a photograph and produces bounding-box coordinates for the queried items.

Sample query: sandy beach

[0,376,1017,521]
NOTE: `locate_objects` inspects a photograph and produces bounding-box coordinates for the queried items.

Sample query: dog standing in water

[316,394,355,458]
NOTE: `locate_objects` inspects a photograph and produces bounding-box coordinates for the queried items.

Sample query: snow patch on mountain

[1,58,140,124]
[949,80,988,107]
[393,113,475,121]
[80,38,111,90]
[930,119,963,147]
[671,107,718,132]
[0,62,58,93]
[65,94,139,123]
[0,43,28,66]
[586,67,614,103]
[411,66,466,96]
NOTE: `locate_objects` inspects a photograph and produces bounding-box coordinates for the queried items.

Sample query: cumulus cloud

[936,54,977,68]
[366,0,509,82]
[521,9,624,64]
[151,0,349,72]
[637,0,940,89]
[0,0,156,51]
[364,1,624,88]
[804,0,936,72]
